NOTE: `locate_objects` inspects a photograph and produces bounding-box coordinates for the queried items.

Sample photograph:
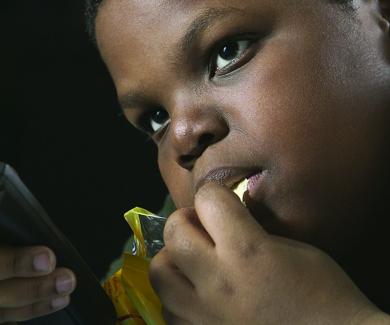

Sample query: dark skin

[97,0,390,262]
[0,0,389,323]
[95,0,390,323]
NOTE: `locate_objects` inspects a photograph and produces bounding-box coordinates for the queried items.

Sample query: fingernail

[56,274,74,294]
[33,253,51,272]
[51,296,69,309]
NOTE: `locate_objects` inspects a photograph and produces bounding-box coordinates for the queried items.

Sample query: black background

[0,1,167,279]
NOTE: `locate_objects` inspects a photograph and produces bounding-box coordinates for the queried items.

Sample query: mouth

[232,178,249,202]
[196,167,262,194]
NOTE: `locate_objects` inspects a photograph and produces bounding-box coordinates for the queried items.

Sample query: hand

[0,246,76,323]
[149,183,386,324]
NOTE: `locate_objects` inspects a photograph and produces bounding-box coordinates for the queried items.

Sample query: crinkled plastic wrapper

[103,181,249,324]
[103,207,167,325]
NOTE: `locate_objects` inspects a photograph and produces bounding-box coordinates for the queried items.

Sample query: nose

[169,107,229,170]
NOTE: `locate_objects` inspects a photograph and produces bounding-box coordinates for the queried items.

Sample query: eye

[149,108,170,133]
[212,39,253,76]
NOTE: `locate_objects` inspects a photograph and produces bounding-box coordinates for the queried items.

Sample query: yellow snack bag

[121,254,165,325]
[104,207,167,325]
[124,207,166,258]
[103,269,146,325]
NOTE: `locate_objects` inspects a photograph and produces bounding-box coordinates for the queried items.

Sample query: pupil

[219,42,239,60]
[152,109,168,124]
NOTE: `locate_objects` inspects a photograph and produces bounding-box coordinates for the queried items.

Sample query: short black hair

[85,0,101,42]
[85,0,355,43]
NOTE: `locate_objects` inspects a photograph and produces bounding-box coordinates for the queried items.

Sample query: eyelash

[136,35,259,140]
[208,35,258,78]
[138,108,170,141]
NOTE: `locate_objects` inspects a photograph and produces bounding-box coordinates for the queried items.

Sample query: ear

[377,0,390,64]
[378,0,390,31]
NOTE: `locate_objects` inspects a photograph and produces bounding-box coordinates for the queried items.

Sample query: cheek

[225,32,390,226]
[231,36,330,163]
[157,153,194,208]
[232,24,380,174]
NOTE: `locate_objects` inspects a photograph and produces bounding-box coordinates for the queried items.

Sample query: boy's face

[96,0,390,255]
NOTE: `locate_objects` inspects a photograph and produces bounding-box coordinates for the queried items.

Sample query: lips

[195,167,261,193]
[247,173,263,192]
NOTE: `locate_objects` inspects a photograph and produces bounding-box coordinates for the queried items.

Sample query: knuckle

[15,303,45,322]
[0,246,53,279]
[163,221,175,242]
[30,300,52,317]
[150,248,166,269]
[10,250,25,277]
[0,248,19,279]
[11,246,36,276]
[163,212,181,242]
[19,276,53,304]
[163,208,194,243]
[148,271,161,294]
[216,276,235,296]
[0,278,30,307]
[235,240,261,260]
[19,304,36,322]
[13,300,57,322]
[0,276,52,309]
[179,237,193,253]
[232,238,273,265]
[0,304,31,323]
[31,278,48,300]
[148,248,170,294]
[149,250,168,292]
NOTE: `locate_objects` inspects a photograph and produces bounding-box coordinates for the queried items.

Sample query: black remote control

[0,162,116,325]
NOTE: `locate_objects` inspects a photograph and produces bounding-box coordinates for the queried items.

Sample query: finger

[0,246,56,280]
[162,307,192,325]
[195,182,269,250]
[0,295,70,323]
[149,248,198,320]
[0,268,76,308]
[163,207,216,284]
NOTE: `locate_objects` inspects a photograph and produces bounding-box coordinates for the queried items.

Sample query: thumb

[194,182,268,251]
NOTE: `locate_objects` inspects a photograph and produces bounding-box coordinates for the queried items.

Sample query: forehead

[95,0,269,55]
[96,0,293,46]
[95,0,337,95]
[97,0,270,25]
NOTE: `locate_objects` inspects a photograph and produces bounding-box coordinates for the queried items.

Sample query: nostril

[179,134,215,169]
[198,133,214,147]
[180,154,196,166]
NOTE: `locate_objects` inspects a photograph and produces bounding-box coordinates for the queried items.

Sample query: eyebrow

[119,92,150,112]
[178,7,243,54]
[118,7,242,110]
